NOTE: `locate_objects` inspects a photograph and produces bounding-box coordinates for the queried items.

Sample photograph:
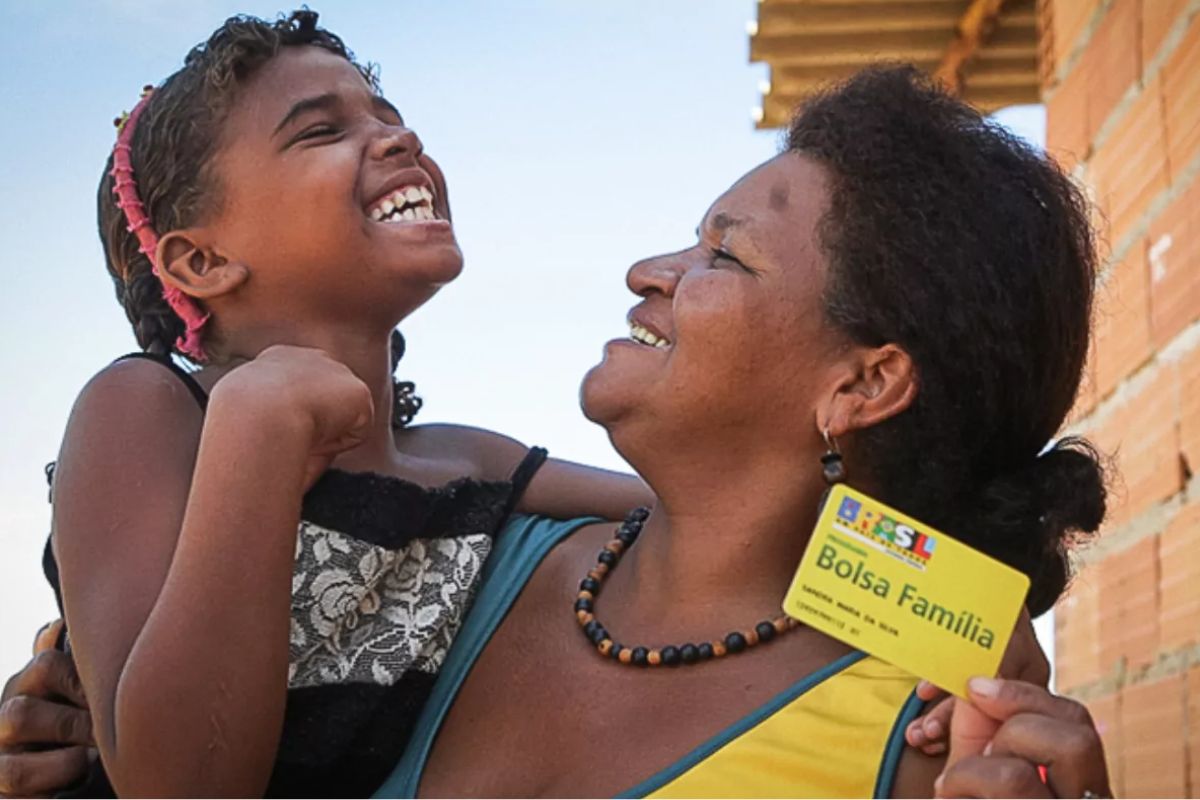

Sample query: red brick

[1122,675,1187,797]
[1087,692,1123,797]
[1143,0,1190,67]
[1147,178,1200,346]
[1092,241,1152,402]
[1047,53,1091,165]
[1052,0,1103,71]
[1090,79,1168,246]
[1180,346,1200,476]
[1083,0,1142,145]
[1160,503,1200,650]
[1098,537,1160,671]
[1162,21,1200,181]
[1187,665,1200,793]
[1094,365,1182,526]
[1056,569,1103,690]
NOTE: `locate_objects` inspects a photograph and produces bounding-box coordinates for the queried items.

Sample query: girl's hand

[936,677,1111,798]
[0,621,94,798]
[213,345,374,489]
[907,607,1049,755]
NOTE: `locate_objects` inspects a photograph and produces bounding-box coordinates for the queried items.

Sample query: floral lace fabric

[287,520,493,689]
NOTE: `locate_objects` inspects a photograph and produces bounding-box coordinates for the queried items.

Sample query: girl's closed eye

[293,123,342,144]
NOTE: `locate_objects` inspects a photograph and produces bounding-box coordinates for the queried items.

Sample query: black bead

[610,642,624,660]
[755,621,777,642]
[725,632,747,653]
[629,507,650,522]
[631,647,649,666]
[661,646,681,666]
[598,550,618,567]
[589,625,609,645]
[584,620,600,638]
[680,644,699,664]
[697,643,714,660]
[574,598,593,613]
[580,577,600,594]
[617,530,638,546]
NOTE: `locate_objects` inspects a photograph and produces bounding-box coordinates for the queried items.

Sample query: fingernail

[907,722,925,745]
[925,718,943,739]
[969,676,1001,697]
[983,741,993,756]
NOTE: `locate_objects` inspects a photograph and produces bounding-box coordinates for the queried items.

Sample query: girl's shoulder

[70,355,208,434]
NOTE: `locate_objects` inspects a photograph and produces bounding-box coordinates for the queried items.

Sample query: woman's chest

[418,584,850,797]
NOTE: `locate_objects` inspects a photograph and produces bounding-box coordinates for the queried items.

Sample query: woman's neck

[595,452,826,645]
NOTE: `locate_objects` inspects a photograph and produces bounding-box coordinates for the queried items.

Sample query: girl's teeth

[380,198,396,215]
[404,186,423,203]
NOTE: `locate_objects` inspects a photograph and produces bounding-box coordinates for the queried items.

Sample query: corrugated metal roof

[750,0,1040,128]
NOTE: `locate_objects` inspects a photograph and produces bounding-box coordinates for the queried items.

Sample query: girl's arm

[53,348,370,797]
[415,424,654,520]
[515,457,653,520]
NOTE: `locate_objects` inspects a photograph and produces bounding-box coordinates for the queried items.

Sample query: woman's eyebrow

[273,92,340,136]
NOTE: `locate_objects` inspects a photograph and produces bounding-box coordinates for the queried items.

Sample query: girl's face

[199,46,462,335]
[581,153,849,463]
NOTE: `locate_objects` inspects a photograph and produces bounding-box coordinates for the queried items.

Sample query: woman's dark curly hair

[791,65,1105,615]
[97,10,419,426]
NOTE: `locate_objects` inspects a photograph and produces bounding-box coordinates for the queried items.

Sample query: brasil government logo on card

[783,484,1030,697]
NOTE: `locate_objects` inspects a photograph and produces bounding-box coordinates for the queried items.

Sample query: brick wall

[1043,0,1200,795]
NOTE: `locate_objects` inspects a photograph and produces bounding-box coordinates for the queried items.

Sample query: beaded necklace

[575,507,800,667]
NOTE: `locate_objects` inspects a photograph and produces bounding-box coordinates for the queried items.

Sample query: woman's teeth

[629,322,671,349]
[368,185,437,223]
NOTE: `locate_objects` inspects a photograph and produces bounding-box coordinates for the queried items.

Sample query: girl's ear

[819,343,918,439]
[156,229,248,300]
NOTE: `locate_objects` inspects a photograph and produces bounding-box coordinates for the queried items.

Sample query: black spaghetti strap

[504,446,548,517]
[115,352,208,410]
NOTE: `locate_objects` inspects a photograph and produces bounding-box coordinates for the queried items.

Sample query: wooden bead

[577,610,594,625]
[773,617,790,634]
[598,639,614,656]
[712,641,728,657]
[578,590,594,602]
[744,629,760,647]
[618,648,633,664]
[647,650,662,666]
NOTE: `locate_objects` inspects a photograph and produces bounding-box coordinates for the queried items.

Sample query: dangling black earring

[820,429,846,485]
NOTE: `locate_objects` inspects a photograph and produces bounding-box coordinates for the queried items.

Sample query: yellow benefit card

[783,485,1030,697]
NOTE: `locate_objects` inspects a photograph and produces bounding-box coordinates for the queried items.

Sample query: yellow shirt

[378,516,923,799]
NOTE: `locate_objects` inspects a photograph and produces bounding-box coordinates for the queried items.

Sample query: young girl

[48,10,648,797]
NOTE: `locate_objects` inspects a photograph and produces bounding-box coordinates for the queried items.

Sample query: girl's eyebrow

[273,93,404,137]
[273,92,340,136]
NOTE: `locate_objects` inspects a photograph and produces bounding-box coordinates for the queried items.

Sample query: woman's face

[582,153,851,461]
[196,45,462,330]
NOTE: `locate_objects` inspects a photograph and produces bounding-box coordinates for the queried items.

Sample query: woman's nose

[371,126,422,162]
[627,252,685,297]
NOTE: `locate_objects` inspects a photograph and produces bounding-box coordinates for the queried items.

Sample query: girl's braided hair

[98,10,419,428]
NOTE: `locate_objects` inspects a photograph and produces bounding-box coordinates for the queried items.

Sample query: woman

[1,66,1109,798]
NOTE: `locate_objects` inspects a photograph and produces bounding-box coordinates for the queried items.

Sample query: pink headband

[112,86,210,361]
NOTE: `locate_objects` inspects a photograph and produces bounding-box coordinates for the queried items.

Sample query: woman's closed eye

[711,247,760,276]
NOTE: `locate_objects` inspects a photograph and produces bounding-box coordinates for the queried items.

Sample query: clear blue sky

[0,1,1044,680]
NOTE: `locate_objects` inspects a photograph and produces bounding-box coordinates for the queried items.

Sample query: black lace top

[43,353,546,797]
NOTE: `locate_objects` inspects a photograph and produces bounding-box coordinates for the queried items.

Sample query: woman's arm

[53,348,371,797]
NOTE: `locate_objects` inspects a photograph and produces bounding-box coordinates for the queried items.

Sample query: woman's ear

[820,344,917,438]
[156,229,248,300]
